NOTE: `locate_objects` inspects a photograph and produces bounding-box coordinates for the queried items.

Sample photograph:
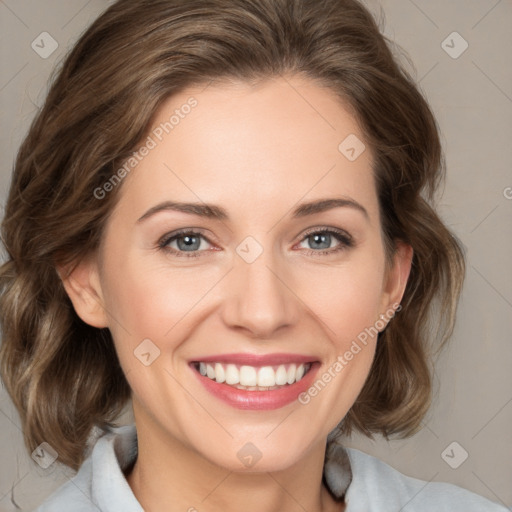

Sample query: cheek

[294,255,386,342]
[100,252,222,352]
[296,261,384,424]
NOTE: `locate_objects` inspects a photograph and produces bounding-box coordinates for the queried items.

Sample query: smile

[193,362,312,390]
[189,353,320,410]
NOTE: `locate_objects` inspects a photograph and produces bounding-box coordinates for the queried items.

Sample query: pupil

[178,235,200,251]
[311,233,330,250]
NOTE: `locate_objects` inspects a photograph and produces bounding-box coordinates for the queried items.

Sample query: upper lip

[189,353,318,366]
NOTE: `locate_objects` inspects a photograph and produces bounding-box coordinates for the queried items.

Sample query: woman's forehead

[114,77,377,221]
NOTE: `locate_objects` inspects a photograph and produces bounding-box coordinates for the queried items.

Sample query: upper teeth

[197,362,310,387]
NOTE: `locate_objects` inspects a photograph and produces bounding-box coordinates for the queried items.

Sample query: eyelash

[158,227,353,258]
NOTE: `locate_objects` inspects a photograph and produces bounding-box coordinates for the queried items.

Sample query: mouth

[188,353,320,410]
[191,361,313,391]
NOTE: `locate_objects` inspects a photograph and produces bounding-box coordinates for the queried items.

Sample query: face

[66,75,410,473]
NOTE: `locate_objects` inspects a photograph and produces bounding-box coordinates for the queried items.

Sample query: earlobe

[384,241,413,309]
[57,256,109,329]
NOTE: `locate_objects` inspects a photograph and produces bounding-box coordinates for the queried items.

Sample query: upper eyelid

[159,227,213,244]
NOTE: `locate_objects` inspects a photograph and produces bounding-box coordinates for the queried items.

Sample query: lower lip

[190,362,320,410]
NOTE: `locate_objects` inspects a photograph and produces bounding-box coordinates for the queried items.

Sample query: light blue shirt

[34,424,508,511]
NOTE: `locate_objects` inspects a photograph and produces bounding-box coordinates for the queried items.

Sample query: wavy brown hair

[0,0,465,471]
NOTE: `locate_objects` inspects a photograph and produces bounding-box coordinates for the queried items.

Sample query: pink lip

[190,360,321,411]
[189,352,317,366]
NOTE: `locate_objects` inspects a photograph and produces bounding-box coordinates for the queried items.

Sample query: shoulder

[343,446,508,512]
[32,425,141,512]
[32,457,99,511]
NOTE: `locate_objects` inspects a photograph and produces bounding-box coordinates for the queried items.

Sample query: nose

[220,245,300,339]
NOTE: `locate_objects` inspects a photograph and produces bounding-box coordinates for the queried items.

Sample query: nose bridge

[222,238,298,337]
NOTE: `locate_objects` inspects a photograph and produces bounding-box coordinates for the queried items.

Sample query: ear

[57,256,109,328]
[381,241,413,311]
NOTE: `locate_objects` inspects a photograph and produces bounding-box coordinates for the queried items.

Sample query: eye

[158,229,215,258]
[296,227,353,256]
[158,227,354,258]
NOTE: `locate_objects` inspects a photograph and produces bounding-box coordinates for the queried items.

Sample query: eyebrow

[137,197,369,223]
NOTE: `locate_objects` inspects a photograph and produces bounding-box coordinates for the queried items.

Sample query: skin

[62,75,412,512]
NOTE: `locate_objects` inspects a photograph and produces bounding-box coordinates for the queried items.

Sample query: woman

[0,0,507,510]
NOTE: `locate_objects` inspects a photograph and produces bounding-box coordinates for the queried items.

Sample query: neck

[125,412,345,512]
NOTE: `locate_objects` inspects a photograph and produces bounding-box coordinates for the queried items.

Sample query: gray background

[0,0,511,510]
